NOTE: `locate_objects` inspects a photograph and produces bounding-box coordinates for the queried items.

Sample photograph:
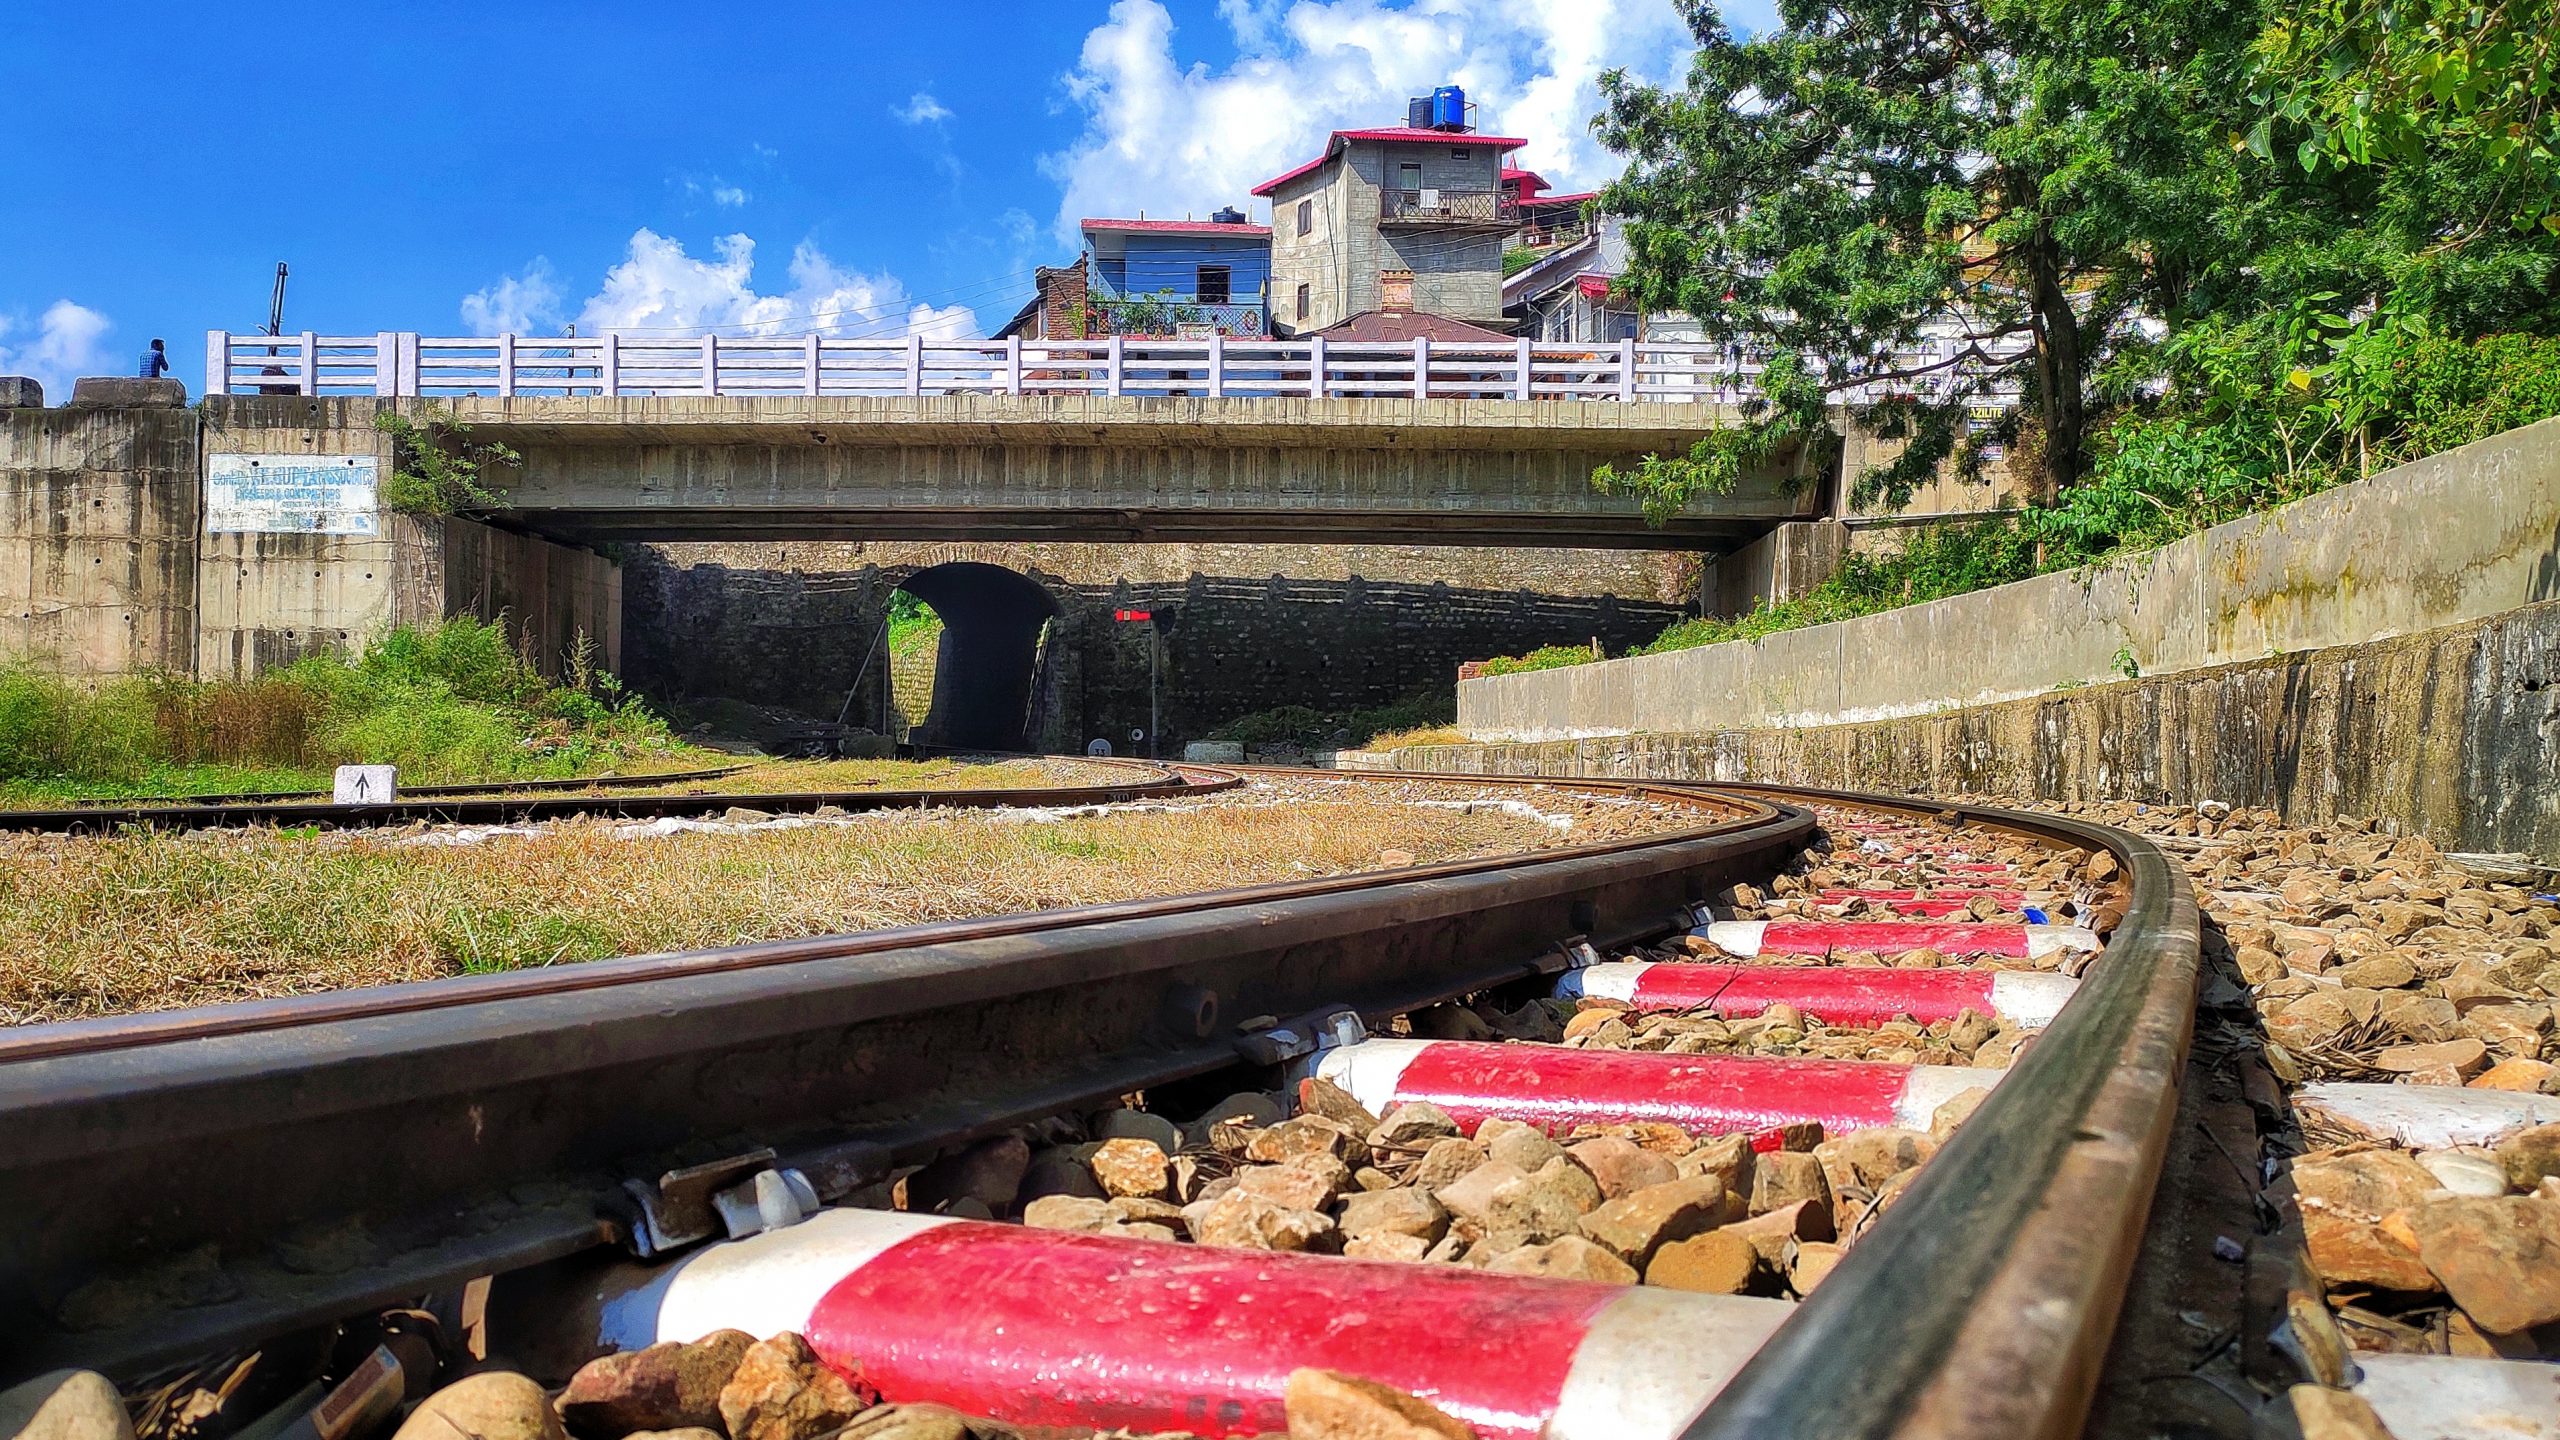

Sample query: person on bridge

[137,338,173,379]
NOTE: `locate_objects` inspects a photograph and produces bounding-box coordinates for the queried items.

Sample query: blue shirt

[138,348,171,378]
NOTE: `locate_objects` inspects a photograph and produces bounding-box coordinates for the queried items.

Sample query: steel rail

[0,771,1805,1384]
[1682,784,2200,1440]
[0,756,1203,834]
[42,763,758,809]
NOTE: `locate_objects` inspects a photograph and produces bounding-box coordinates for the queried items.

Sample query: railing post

[399,333,421,395]
[905,334,924,397]
[1207,334,1224,398]
[1106,336,1124,397]
[1307,336,1326,399]
[374,332,397,395]
[205,332,229,397]
[600,333,619,397]
[1413,336,1430,400]
[701,334,719,396]
[1618,337,1637,401]
[805,334,822,397]
[1004,337,1023,396]
[298,330,317,395]
[498,333,517,397]
[1514,338,1532,401]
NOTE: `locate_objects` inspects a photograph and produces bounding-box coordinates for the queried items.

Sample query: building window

[1296,283,1310,321]
[1451,147,1469,158]
[1297,198,1313,235]
[1196,265,1231,305]
[1399,162,1422,196]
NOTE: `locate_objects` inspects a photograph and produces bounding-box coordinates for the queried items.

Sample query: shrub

[0,618,680,795]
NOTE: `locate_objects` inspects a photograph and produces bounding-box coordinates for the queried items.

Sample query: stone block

[0,377,42,408]
[68,378,187,408]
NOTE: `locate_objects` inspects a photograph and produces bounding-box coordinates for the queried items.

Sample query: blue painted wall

[1091,234,1272,303]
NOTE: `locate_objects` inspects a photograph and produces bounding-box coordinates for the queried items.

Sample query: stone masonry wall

[621,540,1700,750]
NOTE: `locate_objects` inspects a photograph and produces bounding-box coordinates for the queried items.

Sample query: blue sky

[0,1,1757,394]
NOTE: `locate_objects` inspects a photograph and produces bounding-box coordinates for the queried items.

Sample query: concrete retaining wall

[1461,416,2560,740]
[1401,597,2560,860]
[0,404,200,674]
[1,398,620,681]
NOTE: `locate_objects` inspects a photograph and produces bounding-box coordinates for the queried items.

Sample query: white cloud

[711,185,750,208]
[474,229,977,340]
[1043,0,1698,242]
[0,299,113,397]
[898,92,953,125]
[461,259,565,335]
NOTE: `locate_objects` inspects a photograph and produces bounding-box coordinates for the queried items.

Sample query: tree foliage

[1593,0,2254,511]
[2253,0,2559,234]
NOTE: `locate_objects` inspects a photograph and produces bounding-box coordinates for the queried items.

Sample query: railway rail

[11,765,2435,1439]
[0,756,1200,834]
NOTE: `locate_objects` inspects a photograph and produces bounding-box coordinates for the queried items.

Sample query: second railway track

[0,768,2234,1439]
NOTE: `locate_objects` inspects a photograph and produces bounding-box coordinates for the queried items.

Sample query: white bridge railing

[205,331,2016,407]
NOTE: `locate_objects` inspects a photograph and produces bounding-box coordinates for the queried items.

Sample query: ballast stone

[0,1372,133,1440]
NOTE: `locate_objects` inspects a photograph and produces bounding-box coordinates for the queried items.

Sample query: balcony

[1378,187,1522,229]
[1088,294,1268,339]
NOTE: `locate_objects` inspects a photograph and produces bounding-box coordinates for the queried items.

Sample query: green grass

[0,618,692,801]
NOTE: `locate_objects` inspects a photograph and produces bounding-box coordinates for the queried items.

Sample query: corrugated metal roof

[1252,128,1528,196]
[1079,218,1272,236]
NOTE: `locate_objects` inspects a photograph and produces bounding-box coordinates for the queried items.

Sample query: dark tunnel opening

[891,562,1058,752]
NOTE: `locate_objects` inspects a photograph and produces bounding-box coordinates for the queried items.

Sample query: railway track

[0,769,2284,1437]
[0,756,1199,834]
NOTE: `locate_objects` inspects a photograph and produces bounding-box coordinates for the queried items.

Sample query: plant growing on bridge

[374,408,521,517]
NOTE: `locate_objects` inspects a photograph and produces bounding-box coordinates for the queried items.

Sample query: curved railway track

[0,756,1203,833]
[0,768,2210,1439]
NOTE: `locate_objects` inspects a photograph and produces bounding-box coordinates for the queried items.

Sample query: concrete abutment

[1,396,619,684]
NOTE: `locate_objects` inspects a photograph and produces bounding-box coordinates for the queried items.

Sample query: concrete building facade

[1256,126,1525,335]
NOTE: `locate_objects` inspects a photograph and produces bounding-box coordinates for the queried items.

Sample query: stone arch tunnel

[890,561,1061,752]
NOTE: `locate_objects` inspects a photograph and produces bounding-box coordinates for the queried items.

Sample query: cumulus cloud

[710,184,750,208]
[0,299,113,396]
[461,260,565,334]
[1043,0,1699,241]
[898,92,953,125]
[465,230,978,340]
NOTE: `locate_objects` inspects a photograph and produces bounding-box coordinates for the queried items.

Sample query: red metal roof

[1080,218,1271,236]
[1576,274,1615,300]
[1526,191,1598,209]
[1502,167,1552,192]
[1252,128,1529,196]
[1332,127,1527,148]
[1251,154,1334,198]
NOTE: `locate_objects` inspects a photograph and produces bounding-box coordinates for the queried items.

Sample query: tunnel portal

[892,562,1059,752]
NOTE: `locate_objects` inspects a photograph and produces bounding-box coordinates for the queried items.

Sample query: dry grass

[1361,725,1469,751]
[0,775,1698,1025]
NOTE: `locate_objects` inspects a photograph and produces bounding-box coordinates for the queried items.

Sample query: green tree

[2253,0,2558,235]
[1590,0,2256,514]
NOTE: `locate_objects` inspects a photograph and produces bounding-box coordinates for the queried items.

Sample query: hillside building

[1252,112,1526,336]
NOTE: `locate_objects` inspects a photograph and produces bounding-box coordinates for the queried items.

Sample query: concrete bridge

[204,331,1824,549]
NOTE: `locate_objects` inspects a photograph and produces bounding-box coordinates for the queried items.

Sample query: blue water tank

[1431,85,1466,130]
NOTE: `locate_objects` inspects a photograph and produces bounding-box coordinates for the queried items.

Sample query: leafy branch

[374,408,521,517]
